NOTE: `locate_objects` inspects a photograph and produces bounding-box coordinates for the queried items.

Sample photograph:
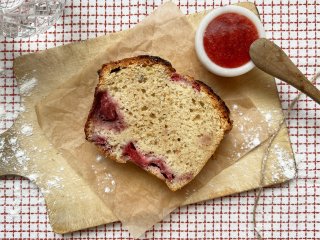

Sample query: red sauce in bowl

[203,13,259,68]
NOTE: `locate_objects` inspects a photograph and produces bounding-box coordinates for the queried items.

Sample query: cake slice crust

[85,55,232,191]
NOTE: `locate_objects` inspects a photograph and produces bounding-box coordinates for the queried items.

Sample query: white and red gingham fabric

[0,0,319,239]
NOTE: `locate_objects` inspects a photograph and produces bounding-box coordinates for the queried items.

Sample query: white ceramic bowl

[195,5,266,77]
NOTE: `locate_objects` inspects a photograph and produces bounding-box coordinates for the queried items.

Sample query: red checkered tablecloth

[0,0,319,239]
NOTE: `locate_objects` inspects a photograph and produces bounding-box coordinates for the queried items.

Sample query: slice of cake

[85,55,232,191]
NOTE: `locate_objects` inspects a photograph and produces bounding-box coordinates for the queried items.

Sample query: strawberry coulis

[203,13,259,68]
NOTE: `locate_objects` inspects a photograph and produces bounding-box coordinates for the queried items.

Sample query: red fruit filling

[123,142,146,167]
[149,160,174,181]
[90,135,111,151]
[170,73,200,92]
[96,91,118,121]
[93,91,125,131]
[123,142,175,181]
[171,72,185,82]
[91,135,106,145]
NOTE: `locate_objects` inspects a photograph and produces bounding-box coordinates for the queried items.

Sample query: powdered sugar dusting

[0,74,41,168]
[27,173,39,181]
[104,187,111,193]
[269,144,296,182]
[20,123,33,136]
[227,101,291,174]
[274,144,296,179]
[259,109,283,128]
[232,104,238,110]
[15,149,30,165]
[0,128,34,167]
[0,72,69,202]
[225,102,270,162]
[103,173,116,193]
[250,137,261,148]
[46,176,62,188]
[0,138,5,151]
[239,132,262,150]
[19,103,26,113]
[92,164,116,194]
[96,154,104,162]
[19,77,38,96]
[265,113,272,122]
[8,136,17,146]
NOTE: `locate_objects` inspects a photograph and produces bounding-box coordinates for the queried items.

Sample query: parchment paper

[35,3,276,237]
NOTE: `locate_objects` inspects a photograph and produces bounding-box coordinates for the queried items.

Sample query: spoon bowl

[249,38,320,104]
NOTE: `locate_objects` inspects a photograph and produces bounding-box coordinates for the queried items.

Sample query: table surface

[0,0,319,239]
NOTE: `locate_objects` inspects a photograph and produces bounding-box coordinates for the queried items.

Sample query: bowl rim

[195,5,266,77]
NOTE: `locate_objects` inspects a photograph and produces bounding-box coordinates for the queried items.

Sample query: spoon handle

[250,38,320,104]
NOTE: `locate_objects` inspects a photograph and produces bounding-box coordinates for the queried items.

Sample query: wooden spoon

[249,38,320,104]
